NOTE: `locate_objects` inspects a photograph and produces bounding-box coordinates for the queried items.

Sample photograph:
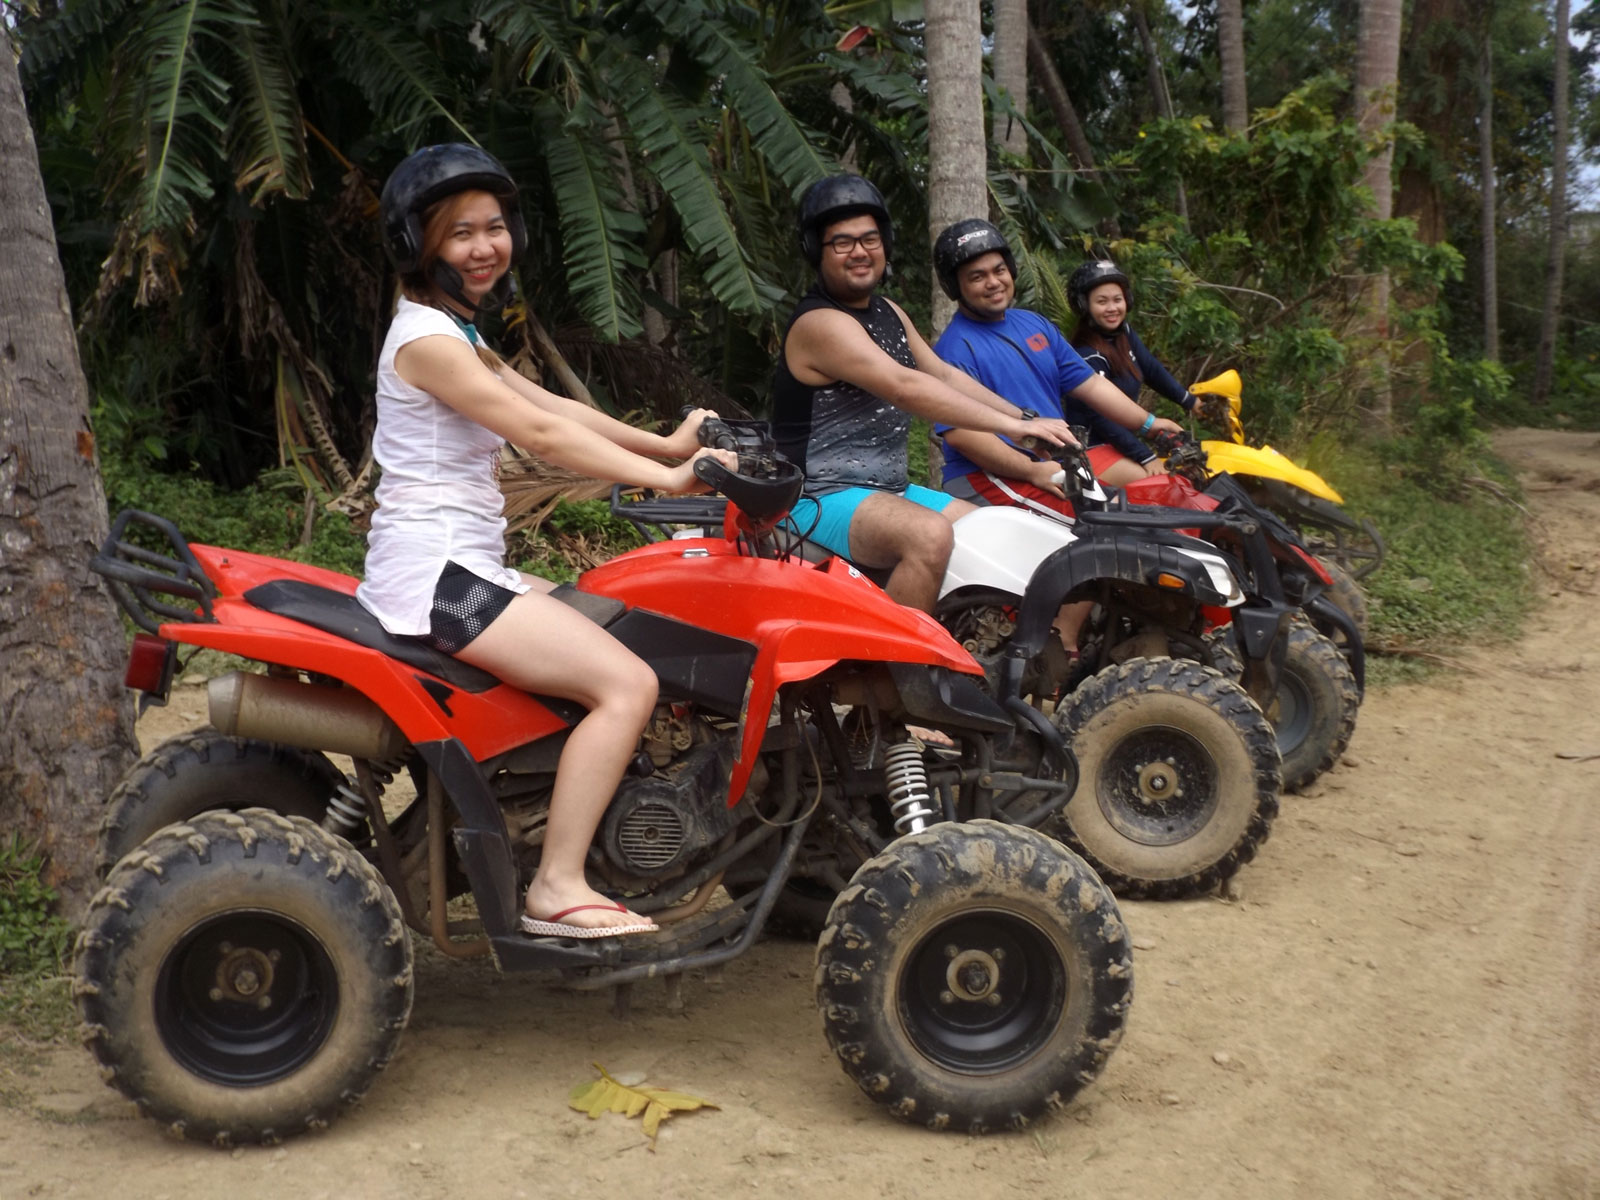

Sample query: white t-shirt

[355,297,530,635]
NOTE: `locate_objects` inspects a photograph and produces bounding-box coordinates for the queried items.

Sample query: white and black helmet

[933,218,1017,300]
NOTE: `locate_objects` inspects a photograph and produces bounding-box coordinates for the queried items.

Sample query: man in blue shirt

[930,220,1181,512]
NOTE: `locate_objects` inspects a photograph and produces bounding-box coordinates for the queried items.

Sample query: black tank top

[771,284,916,493]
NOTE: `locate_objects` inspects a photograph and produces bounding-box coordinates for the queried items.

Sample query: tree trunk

[925,0,988,333]
[1130,1,1189,228]
[0,43,139,912]
[990,0,1029,162]
[1531,0,1570,406]
[1356,0,1404,426]
[1027,18,1097,174]
[1218,0,1249,133]
[1478,19,1499,363]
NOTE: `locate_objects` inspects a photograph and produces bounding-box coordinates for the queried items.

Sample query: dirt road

[2,429,1597,1200]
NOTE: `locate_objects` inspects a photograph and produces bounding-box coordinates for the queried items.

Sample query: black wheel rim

[155,911,340,1087]
[897,910,1066,1074]
[1095,723,1220,846]
[1271,667,1312,757]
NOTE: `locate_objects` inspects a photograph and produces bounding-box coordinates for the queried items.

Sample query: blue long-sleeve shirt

[932,308,1150,482]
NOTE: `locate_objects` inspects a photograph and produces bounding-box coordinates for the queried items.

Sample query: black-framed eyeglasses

[824,231,883,255]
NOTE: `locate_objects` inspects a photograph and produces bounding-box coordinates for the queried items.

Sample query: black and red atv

[80,433,1130,1145]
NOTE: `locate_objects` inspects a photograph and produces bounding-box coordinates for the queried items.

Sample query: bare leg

[1097,455,1147,487]
[454,587,659,932]
[847,493,975,613]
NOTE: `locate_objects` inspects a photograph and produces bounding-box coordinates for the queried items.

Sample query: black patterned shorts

[417,561,518,654]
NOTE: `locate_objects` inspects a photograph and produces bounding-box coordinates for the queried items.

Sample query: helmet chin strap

[428,260,515,324]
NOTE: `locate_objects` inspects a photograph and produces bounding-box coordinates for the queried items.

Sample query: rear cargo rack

[91,509,216,634]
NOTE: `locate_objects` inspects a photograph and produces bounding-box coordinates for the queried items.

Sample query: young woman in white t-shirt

[360,144,734,939]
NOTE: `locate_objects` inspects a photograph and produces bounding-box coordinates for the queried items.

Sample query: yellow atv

[1188,370,1385,594]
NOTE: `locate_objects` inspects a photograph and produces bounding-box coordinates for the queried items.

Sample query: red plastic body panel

[579,538,982,805]
[166,546,571,759]
[156,538,983,806]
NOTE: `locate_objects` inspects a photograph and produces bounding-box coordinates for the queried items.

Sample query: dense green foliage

[0,837,73,978]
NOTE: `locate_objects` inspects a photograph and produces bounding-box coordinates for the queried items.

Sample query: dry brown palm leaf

[499,453,613,535]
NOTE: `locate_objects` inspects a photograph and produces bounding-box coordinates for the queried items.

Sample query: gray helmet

[796,174,894,267]
[1067,258,1131,318]
[933,218,1017,300]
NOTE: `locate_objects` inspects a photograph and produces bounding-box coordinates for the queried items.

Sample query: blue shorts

[784,484,956,559]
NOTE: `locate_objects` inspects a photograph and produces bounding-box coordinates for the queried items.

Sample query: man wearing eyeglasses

[772,174,1077,614]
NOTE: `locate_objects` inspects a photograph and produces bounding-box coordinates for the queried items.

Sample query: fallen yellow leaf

[568,1062,718,1150]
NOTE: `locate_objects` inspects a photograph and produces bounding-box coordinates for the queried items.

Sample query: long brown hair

[396,189,507,372]
[1070,281,1141,382]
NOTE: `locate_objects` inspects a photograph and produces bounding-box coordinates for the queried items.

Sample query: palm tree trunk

[991,0,1029,162]
[925,0,988,333]
[1531,0,1570,406]
[0,43,139,909]
[1027,18,1097,174]
[1356,0,1404,426]
[1218,0,1248,133]
[1478,18,1499,363]
[1130,1,1189,228]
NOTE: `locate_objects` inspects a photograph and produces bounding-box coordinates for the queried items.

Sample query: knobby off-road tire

[1266,622,1359,791]
[815,820,1131,1133]
[75,809,413,1145]
[1049,658,1280,900]
[1204,623,1360,792]
[1319,560,1370,647]
[97,729,346,878]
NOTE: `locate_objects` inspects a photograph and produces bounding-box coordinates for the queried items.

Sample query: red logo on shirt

[1026,333,1049,351]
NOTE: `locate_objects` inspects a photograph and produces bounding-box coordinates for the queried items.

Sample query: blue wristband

[1139,412,1155,434]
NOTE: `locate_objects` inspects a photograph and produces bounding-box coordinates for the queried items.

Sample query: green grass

[1298,434,1535,657]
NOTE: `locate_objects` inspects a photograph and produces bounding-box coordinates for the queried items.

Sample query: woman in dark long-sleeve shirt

[1067,260,1197,443]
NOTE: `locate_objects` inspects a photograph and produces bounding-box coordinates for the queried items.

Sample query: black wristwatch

[1018,409,1039,421]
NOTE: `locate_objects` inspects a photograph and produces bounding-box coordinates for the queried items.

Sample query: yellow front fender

[1200,440,1345,504]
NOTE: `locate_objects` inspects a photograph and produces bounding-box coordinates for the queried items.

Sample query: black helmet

[796,174,894,267]
[933,218,1017,301]
[1067,258,1131,318]
[380,143,527,311]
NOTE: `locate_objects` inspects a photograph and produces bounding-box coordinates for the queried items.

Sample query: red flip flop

[519,901,658,940]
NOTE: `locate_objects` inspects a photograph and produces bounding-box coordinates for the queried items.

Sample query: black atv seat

[243,580,625,695]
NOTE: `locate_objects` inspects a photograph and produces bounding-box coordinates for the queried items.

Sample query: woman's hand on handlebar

[662,408,720,458]
[663,447,739,494]
[1148,416,1183,438]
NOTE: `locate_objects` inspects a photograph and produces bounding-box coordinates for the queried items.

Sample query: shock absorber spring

[883,739,936,835]
[321,777,368,838]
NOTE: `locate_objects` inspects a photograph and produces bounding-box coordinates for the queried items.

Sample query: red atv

[81,437,1130,1145]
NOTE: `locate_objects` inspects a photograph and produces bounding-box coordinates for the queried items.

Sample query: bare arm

[396,337,716,490]
[943,429,1066,495]
[784,308,1076,447]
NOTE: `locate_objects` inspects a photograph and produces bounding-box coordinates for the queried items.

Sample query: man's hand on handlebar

[1008,415,1080,448]
[1024,458,1069,499]
[662,407,720,458]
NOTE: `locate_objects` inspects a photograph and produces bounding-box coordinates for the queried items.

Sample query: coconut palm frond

[130,0,236,235]
[642,0,833,196]
[478,0,589,95]
[328,17,474,146]
[610,54,786,317]
[536,97,648,343]
[229,15,310,203]
[16,0,136,105]
[552,329,746,423]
